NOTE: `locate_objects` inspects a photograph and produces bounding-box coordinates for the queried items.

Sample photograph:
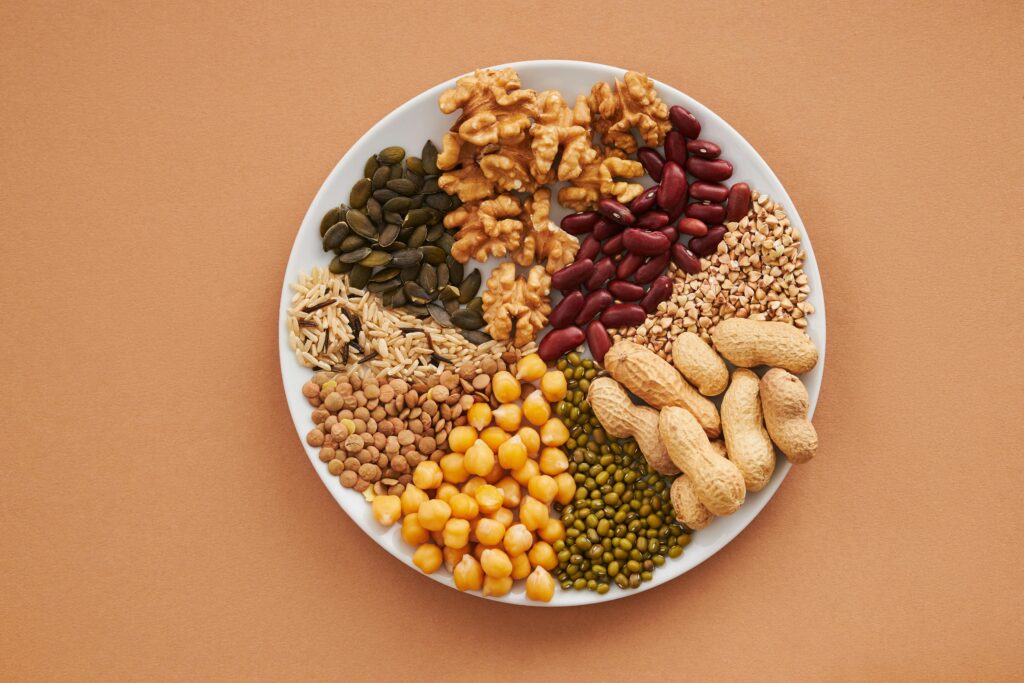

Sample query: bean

[597,198,635,226]
[667,199,687,223]
[586,321,611,363]
[686,157,733,182]
[687,226,726,257]
[622,228,670,256]
[725,182,751,222]
[616,252,645,280]
[670,243,701,274]
[690,181,730,203]
[561,211,600,235]
[630,186,659,214]
[685,139,721,159]
[575,289,613,326]
[637,147,664,182]
[586,258,616,290]
[552,258,594,291]
[634,252,670,285]
[593,217,624,241]
[633,211,670,230]
[664,130,687,164]
[550,290,585,329]
[685,202,726,224]
[656,225,677,243]
[676,217,709,237]
[669,105,701,138]
[538,326,586,361]
[640,276,673,313]
[601,234,624,256]
[656,161,687,213]
[578,235,601,262]
[600,303,646,329]
[607,279,646,302]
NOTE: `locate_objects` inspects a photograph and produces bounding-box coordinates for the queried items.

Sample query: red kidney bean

[634,211,670,229]
[586,258,616,290]
[676,217,709,237]
[586,321,611,363]
[560,211,599,235]
[601,303,646,329]
[549,290,584,329]
[608,279,645,301]
[640,276,673,313]
[671,243,701,274]
[551,258,593,291]
[725,182,752,222]
[538,326,585,361]
[685,202,726,224]
[630,186,659,214]
[575,289,613,325]
[690,181,730,203]
[597,198,635,225]
[578,235,601,261]
[656,161,687,211]
[686,139,721,159]
[664,130,687,165]
[634,252,670,284]
[686,157,733,182]
[669,105,701,138]
[637,148,664,182]
[601,233,624,256]
[623,228,670,256]
[667,198,687,222]
[616,252,644,279]
[688,225,726,257]
[593,217,623,241]
[657,225,677,242]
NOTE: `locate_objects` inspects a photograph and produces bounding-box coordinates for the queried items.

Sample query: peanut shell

[658,406,745,516]
[670,475,713,530]
[721,368,776,491]
[760,368,817,464]
[671,332,728,396]
[587,378,678,475]
[711,318,818,374]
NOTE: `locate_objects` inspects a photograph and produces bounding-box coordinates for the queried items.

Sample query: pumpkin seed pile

[319,141,488,343]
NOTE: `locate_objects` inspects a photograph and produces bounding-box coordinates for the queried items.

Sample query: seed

[420,245,446,265]
[373,188,398,203]
[349,178,371,209]
[460,329,490,345]
[320,205,343,237]
[407,225,428,249]
[386,178,417,195]
[359,250,391,268]
[371,165,391,190]
[378,223,400,248]
[405,304,429,317]
[438,284,460,302]
[443,297,459,315]
[465,297,483,314]
[403,207,434,228]
[389,249,423,268]
[452,309,485,330]
[408,194,425,210]
[391,288,408,307]
[367,278,401,293]
[403,281,431,304]
[458,270,481,303]
[384,211,404,225]
[383,196,412,214]
[399,264,419,281]
[377,146,405,165]
[436,233,455,253]
[341,246,372,264]
[345,209,378,241]
[365,198,382,224]
[348,264,371,289]
[421,177,442,196]
[436,263,450,289]
[405,156,424,175]
[427,302,452,326]
[328,256,350,274]
[447,257,463,284]
[421,140,438,174]
[338,234,368,252]
[418,263,437,292]
[363,155,379,179]
[370,267,400,283]
[322,222,349,251]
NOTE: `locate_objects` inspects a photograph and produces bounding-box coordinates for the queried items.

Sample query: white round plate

[279,60,826,606]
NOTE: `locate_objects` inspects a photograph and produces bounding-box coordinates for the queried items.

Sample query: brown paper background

[2,1,1022,680]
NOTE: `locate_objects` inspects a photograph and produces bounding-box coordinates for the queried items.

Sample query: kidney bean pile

[538,105,754,363]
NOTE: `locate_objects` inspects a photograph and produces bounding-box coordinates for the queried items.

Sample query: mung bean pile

[551,353,689,593]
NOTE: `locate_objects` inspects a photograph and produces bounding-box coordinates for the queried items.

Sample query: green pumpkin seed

[378,223,400,248]
[378,146,405,165]
[386,178,417,196]
[438,285,460,302]
[370,267,401,283]
[425,224,445,242]
[367,278,401,293]
[372,188,398,203]
[458,270,481,303]
[345,209,378,240]
[404,304,429,317]
[382,196,412,214]
[427,303,451,327]
[348,264,372,289]
[447,257,464,285]
[421,176,441,194]
[403,281,431,304]
[371,165,391,190]
[381,290,395,306]
[418,263,437,292]
[452,308,485,330]
[420,245,446,265]
[390,249,423,268]
[322,222,349,251]
[460,329,491,345]
[408,195,425,210]
[359,250,391,268]
[320,205,343,236]
[365,198,382,224]
[329,255,352,275]
[444,298,459,315]
[339,234,368,252]
[400,264,419,281]
[425,192,449,211]
[364,155,379,179]
[389,164,403,180]
[465,297,483,314]
[436,233,456,253]
[403,207,435,228]
[391,288,408,307]
[436,263,450,289]
[349,178,371,209]
[421,140,438,175]
[341,246,372,264]
[403,169,424,192]
[384,211,404,225]
[405,156,424,175]
[407,225,428,249]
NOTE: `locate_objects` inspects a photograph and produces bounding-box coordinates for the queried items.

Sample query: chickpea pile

[368,353,575,602]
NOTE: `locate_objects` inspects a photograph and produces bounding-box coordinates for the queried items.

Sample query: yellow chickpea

[474,484,505,514]
[412,543,443,574]
[510,552,532,580]
[443,545,469,572]
[467,402,493,431]
[472,542,497,561]
[482,575,513,597]
[401,512,430,546]
[400,484,429,516]
[491,371,521,403]
[528,541,558,570]
[510,458,540,486]
[435,482,459,503]
[503,523,534,556]
[463,439,495,477]
[449,492,479,520]
[417,499,452,532]
[526,565,556,602]
[439,453,469,484]
[516,426,541,455]
[539,447,569,475]
[519,495,549,531]
[479,426,511,451]
[540,418,570,447]
[453,554,484,591]
[554,472,577,505]
[521,390,552,427]
[515,353,547,382]
[461,476,487,497]
[488,506,514,529]
[527,474,559,504]
[447,425,479,454]
[497,434,528,470]
[371,494,402,526]
[492,404,523,432]
[540,370,568,403]
[480,548,513,578]
[412,461,443,490]
[443,518,471,549]
[495,476,522,508]
[475,517,506,546]
[483,459,506,484]
[538,517,566,543]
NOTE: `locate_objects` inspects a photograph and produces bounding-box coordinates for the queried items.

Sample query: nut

[760,368,817,464]
[587,377,678,475]
[720,369,775,492]
[659,406,745,516]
